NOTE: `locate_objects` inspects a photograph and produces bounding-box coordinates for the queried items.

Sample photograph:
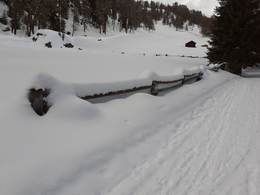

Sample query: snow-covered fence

[79,72,202,101]
[28,66,220,116]
[155,54,204,59]
[207,64,220,72]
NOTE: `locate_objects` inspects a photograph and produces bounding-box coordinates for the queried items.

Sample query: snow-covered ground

[1,22,260,195]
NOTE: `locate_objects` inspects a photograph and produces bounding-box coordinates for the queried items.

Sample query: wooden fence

[28,67,219,116]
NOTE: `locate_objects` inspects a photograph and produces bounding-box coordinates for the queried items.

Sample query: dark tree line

[207,0,260,75]
[0,0,212,36]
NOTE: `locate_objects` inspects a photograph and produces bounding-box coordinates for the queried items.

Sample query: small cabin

[185,41,196,48]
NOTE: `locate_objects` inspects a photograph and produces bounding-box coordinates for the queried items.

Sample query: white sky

[150,0,219,17]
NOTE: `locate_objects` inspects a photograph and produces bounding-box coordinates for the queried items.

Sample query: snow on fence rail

[28,66,219,116]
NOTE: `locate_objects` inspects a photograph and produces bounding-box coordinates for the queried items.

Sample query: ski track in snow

[102,76,260,195]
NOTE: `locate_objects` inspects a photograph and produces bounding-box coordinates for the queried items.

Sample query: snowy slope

[0,23,260,195]
[73,24,208,57]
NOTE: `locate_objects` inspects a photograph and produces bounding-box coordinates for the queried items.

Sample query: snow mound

[28,72,102,119]
[139,70,185,82]
[139,71,161,81]
[30,72,58,90]
[32,29,74,48]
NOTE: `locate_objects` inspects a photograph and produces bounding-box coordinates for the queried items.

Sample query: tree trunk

[72,20,75,36]
[27,14,30,36]
[58,0,61,33]
[112,19,115,31]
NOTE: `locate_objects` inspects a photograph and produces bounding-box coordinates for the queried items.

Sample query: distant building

[201,44,208,48]
[185,41,196,48]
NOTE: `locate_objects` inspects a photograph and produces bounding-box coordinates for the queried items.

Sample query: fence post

[151,81,159,96]
[28,88,50,116]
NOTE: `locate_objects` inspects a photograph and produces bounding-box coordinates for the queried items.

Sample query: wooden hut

[185,41,196,48]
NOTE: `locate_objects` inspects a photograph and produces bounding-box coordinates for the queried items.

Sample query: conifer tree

[117,0,128,32]
[22,0,39,36]
[207,0,260,75]
[89,0,98,27]
[49,0,69,32]
[130,0,142,31]
[36,0,53,30]
[8,0,24,35]
[95,0,110,34]
[81,0,91,32]
[110,0,117,31]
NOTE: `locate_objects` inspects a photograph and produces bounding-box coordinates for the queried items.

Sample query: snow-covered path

[103,76,260,195]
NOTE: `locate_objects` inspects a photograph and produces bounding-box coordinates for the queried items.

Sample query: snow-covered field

[1,22,260,195]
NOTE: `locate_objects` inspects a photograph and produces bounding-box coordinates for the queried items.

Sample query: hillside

[1,13,260,195]
[0,0,211,37]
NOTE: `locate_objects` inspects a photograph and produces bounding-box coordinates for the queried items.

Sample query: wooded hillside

[0,0,212,36]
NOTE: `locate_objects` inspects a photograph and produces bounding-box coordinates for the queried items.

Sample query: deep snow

[1,22,260,195]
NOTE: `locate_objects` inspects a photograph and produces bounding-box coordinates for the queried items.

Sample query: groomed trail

[103,76,260,195]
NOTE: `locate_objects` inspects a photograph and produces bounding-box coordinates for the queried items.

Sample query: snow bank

[32,29,74,48]
[30,72,58,90]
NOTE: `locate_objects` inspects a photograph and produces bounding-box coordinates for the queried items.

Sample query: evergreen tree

[81,0,91,32]
[207,0,260,75]
[124,0,141,33]
[173,15,184,30]
[22,0,39,36]
[200,16,212,36]
[110,0,117,31]
[8,0,24,35]
[130,0,142,31]
[95,0,110,34]
[117,0,128,32]
[142,8,154,32]
[89,0,98,27]
[49,0,69,32]
[35,0,52,30]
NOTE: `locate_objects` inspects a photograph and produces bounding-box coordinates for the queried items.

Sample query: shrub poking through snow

[45,42,52,48]
[32,29,74,48]
[64,43,74,48]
